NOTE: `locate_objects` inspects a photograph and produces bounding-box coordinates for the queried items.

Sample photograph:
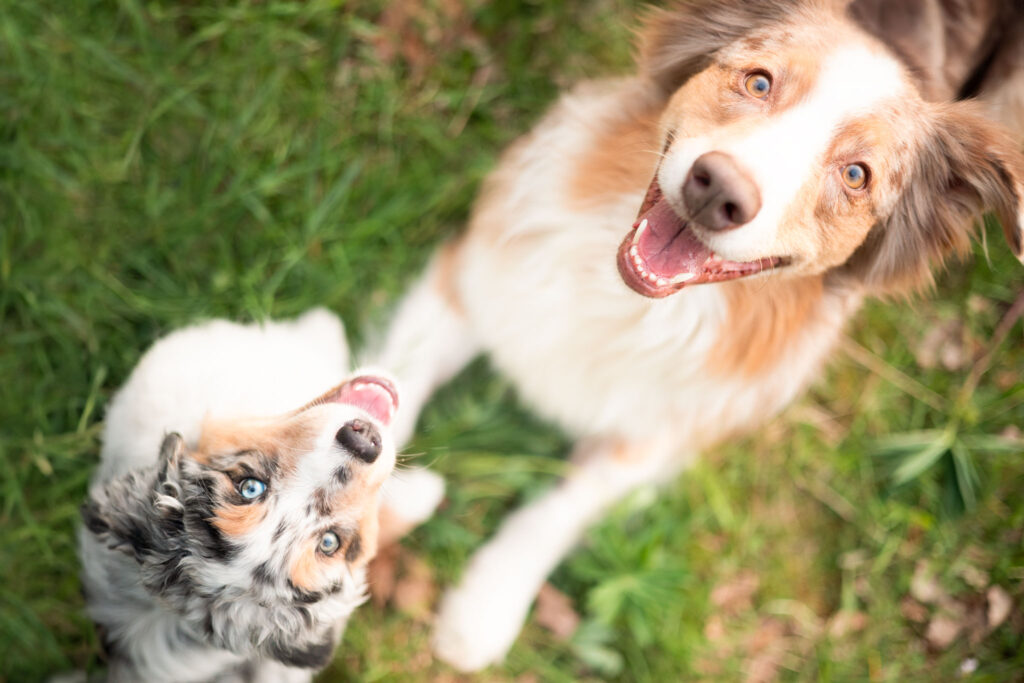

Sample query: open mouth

[616,176,787,298]
[318,375,399,426]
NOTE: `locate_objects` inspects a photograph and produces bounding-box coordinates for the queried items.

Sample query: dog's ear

[637,0,817,93]
[81,434,190,558]
[839,102,1024,294]
[156,432,186,488]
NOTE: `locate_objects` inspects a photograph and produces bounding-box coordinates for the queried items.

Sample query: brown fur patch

[568,106,662,209]
[194,414,320,474]
[212,503,267,538]
[289,538,324,593]
[435,238,466,315]
[709,276,825,377]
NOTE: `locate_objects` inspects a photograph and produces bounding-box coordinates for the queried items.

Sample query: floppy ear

[637,0,817,93]
[840,102,1024,294]
[81,433,189,558]
[156,432,185,488]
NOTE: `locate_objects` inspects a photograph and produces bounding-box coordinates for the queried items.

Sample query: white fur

[82,309,403,681]
[377,76,861,671]
[659,44,908,263]
[95,308,350,486]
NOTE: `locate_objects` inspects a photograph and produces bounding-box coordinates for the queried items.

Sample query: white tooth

[656,278,668,287]
[711,253,723,263]
[646,272,658,282]
[671,272,696,284]
[629,245,638,257]
[632,218,649,246]
[632,255,642,266]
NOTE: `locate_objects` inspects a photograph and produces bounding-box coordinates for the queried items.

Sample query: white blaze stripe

[661,44,907,262]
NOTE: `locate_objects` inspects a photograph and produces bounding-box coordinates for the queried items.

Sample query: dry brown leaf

[926,614,962,650]
[987,586,1013,631]
[744,618,788,683]
[711,570,760,614]
[745,651,783,683]
[366,542,401,607]
[910,562,947,605]
[392,555,437,618]
[914,318,968,371]
[704,614,727,643]
[827,610,868,638]
[533,583,580,641]
[900,597,930,623]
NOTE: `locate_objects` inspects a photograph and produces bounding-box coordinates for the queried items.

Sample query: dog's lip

[616,175,789,298]
[311,375,399,426]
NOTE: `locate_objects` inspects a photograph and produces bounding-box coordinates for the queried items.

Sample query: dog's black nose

[336,420,382,463]
[683,151,762,231]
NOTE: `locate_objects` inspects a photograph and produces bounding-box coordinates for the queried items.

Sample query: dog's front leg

[433,434,689,672]
[370,243,480,543]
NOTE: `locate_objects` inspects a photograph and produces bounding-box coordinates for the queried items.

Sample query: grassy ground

[2,1,1023,681]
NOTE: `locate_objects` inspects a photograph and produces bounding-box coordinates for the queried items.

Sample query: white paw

[432,556,535,671]
[381,467,445,525]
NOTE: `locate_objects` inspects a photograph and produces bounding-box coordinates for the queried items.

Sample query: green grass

[2,1,1022,681]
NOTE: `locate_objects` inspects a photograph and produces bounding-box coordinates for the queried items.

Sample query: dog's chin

[616,177,789,298]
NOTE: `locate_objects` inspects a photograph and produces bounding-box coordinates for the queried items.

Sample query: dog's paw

[432,567,532,671]
[377,468,445,546]
[382,467,444,525]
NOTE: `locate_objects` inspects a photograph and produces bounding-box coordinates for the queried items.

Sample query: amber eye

[841,163,868,190]
[744,73,771,99]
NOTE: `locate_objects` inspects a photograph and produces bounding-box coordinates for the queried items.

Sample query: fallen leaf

[959,564,990,591]
[926,614,962,650]
[827,610,868,638]
[392,555,436,618]
[704,614,727,643]
[987,586,1013,631]
[534,583,580,641]
[748,618,788,653]
[910,561,947,605]
[744,618,788,683]
[711,571,760,614]
[367,542,401,607]
[1000,424,1022,440]
[914,318,967,371]
[900,597,930,623]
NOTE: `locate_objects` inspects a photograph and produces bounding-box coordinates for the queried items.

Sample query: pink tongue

[329,379,396,426]
[637,199,713,278]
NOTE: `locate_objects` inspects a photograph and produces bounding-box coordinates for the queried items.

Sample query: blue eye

[318,531,340,555]
[238,478,267,500]
[744,73,771,98]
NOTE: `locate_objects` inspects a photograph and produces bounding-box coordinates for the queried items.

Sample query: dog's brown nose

[683,151,761,231]
[336,419,382,463]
